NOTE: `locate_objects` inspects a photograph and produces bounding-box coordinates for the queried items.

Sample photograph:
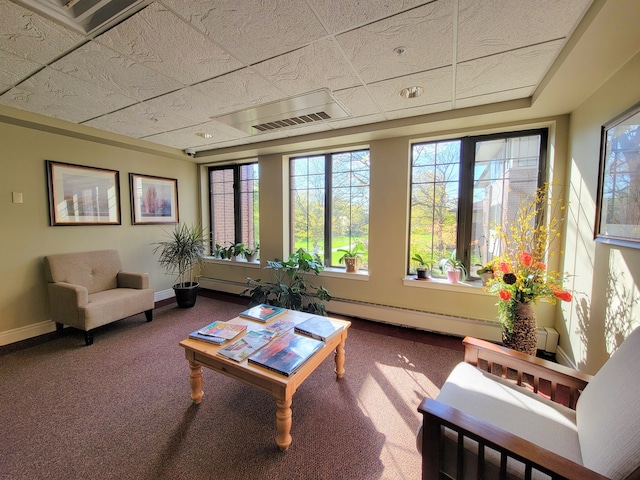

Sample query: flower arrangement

[485,183,572,333]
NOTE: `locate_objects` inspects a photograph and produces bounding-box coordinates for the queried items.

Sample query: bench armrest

[117,272,149,289]
[418,398,608,480]
[463,336,592,408]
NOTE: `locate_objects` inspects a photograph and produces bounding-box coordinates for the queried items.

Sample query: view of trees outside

[600,119,640,239]
[409,133,543,277]
[291,150,370,267]
[210,163,259,251]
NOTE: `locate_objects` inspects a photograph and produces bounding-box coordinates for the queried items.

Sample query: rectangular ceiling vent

[213,89,350,135]
[10,0,149,35]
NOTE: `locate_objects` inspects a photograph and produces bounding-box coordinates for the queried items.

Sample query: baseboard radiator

[197,276,559,354]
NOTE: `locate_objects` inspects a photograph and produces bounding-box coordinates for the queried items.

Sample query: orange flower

[499,290,512,301]
[519,251,533,267]
[499,261,510,273]
[553,289,572,302]
[532,261,546,271]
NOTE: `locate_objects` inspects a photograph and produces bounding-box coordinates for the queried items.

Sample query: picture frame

[595,101,640,248]
[129,173,179,225]
[46,160,121,226]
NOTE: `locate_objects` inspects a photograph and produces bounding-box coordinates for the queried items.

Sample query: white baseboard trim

[1,290,175,346]
[0,320,57,346]
[554,345,577,369]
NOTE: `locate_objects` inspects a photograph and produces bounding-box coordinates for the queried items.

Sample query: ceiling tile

[143,87,223,124]
[457,0,593,62]
[308,0,428,34]
[337,0,453,84]
[82,101,198,137]
[1,67,135,122]
[456,41,563,100]
[50,41,183,101]
[162,0,328,65]
[191,68,286,118]
[141,120,248,149]
[367,66,452,112]
[252,38,361,96]
[332,86,381,117]
[0,0,83,64]
[0,50,41,90]
[95,2,243,85]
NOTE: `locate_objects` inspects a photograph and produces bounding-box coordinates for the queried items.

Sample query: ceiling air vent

[213,89,350,135]
[10,0,149,35]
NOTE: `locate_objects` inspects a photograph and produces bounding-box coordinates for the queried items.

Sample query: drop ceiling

[0,0,596,157]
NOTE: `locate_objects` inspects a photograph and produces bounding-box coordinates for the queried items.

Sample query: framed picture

[595,101,640,248]
[129,173,178,225]
[46,160,121,226]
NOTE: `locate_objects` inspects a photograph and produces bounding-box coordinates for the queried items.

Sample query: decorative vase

[501,301,538,355]
[446,269,461,283]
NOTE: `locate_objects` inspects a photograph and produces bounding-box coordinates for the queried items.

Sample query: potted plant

[439,251,467,283]
[411,253,435,279]
[244,243,259,262]
[476,263,494,286]
[152,223,206,308]
[243,248,331,315]
[337,242,366,273]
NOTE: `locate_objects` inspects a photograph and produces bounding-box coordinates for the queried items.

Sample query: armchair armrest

[418,398,609,480]
[462,336,592,408]
[117,272,149,289]
[48,282,88,307]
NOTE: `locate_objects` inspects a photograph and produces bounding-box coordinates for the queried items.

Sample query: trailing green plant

[243,248,331,315]
[152,223,206,287]
[337,242,366,264]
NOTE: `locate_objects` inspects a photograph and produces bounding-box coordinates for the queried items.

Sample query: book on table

[189,321,247,345]
[248,331,324,377]
[294,316,344,342]
[239,304,287,323]
[264,317,296,335]
[217,330,278,362]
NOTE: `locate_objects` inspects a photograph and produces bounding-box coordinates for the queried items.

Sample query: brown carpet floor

[0,292,464,480]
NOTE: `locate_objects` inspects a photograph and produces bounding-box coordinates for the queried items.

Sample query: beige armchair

[44,250,154,345]
[417,328,640,480]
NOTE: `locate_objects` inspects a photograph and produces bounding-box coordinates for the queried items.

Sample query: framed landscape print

[595,101,640,248]
[129,173,178,225]
[46,160,121,226]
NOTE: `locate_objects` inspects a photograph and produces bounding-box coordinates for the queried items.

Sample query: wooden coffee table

[179,309,350,451]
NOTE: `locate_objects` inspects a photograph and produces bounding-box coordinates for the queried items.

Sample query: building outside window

[290,149,370,268]
[409,129,548,277]
[209,163,259,253]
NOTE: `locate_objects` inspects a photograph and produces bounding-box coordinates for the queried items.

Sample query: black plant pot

[416,268,430,279]
[173,282,199,308]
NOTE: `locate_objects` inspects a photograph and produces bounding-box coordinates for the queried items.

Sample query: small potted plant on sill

[411,253,435,279]
[337,242,366,273]
[439,251,467,283]
[244,243,259,262]
[476,262,495,286]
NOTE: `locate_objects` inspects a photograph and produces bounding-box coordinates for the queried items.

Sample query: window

[409,129,547,277]
[290,149,370,268]
[209,163,259,252]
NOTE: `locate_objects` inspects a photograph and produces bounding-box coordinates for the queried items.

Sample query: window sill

[403,275,490,295]
[204,257,261,268]
[320,267,369,280]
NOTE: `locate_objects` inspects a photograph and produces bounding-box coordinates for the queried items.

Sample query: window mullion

[324,154,332,266]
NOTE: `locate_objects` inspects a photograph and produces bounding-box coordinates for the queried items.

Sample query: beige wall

[0,120,197,340]
[562,50,640,374]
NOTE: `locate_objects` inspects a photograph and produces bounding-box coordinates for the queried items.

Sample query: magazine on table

[197,321,247,339]
[217,330,278,362]
[239,304,287,323]
[248,332,324,377]
[294,316,344,342]
[264,317,297,335]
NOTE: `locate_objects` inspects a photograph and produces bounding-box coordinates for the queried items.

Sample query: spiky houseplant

[243,248,331,315]
[152,223,206,307]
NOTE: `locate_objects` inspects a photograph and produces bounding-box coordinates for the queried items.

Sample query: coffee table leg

[335,337,346,378]
[189,361,204,404]
[275,398,292,451]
